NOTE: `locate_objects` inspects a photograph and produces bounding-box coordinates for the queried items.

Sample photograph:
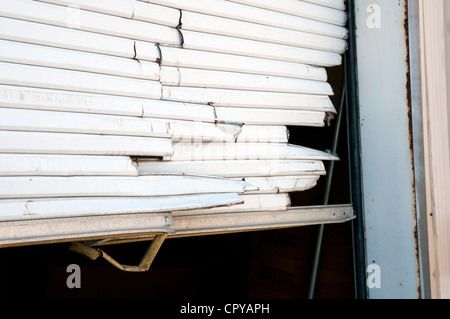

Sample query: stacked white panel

[0,0,347,241]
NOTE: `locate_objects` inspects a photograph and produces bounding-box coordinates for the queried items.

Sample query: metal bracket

[69,233,168,272]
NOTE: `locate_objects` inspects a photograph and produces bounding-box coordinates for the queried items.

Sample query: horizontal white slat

[141,99,216,123]
[180,11,347,53]
[142,0,348,38]
[0,108,170,138]
[215,107,327,127]
[241,176,320,193]
[173,194,290,215]
[160,46,327,80]
[228,0,347,26]
[162,87,335,112]
[237,126,289,143]
[0,193,243,220]
[40,0,134,18]
[0,131,173,157]
[0,17,161,62]
[0,62,161,99]
[303,0,346,11]
[0,40,160,80]
[0,154,138,176]
[168,142,338,161]
[38,0,181,27]
[0,17,134,58]
[0,85,216,121]
[136,159,326,177]
[181,30,342,67]
[160,67,333,95]
[0,0,181,45]
[0,175,256,199]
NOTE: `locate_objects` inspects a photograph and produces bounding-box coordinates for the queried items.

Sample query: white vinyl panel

[160,67,333,95]
[142,99,216,123]
[0,40,160,80]
[181,30,342,67]
[168,121,242,142]
[0,0,181,45]
[0,154,138,176]
[169,142,338,161]
[214,107,327,127]
[0,85,217,120]
[0,85,143,116]
[136,159,326,177]
[160,46,327,81]
[0,193,243,220]
[0,17,135,58]
[0,108,170,138]
[131,1,181,26]
[228,0,347,26]
[0,175,256,199]
[302,0,346,11]
[162,87,335,112]
[0,62,162,99]
[0,131,173,157]
[242,176,320,194]
[38,0,135,18]
[173,194,290,215]
[141,0,348,38]
[180,11,347,53]
[237,126,289,143]
[38,0,181,27]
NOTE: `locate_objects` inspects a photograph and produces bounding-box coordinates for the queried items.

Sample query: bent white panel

[181,30,342,66]
[173,194,290,215]
[160,66,333,95]
[142,99,216,123]
[160,46,327,80]
[0,131,173,156]
[0,40,160,80]
[0,154,138,176]
[228,0,347,26]
[0,193,243,220]
[180,11,347,53]
[242,176,320,194]
[237,126,289,143]
[162,87,335,112]
[0,175,255,199]
[136,159,326,177]
[141,0,348,38]
[169,142,338,161]
[215,107,327,126]
[168,120,242,142]
[0,108,170,138]
[0,0,181,45]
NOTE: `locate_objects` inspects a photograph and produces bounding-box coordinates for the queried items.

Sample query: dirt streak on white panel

[0,175,257,199]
